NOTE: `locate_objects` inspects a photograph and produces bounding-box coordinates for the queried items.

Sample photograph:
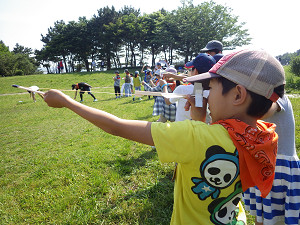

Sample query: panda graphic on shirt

[208,181,244,225]
[191,145,239,200]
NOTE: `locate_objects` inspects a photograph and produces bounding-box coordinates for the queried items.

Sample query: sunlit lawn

[0,68,299,224]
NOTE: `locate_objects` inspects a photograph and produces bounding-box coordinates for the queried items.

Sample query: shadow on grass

[104,148,157,176]
[101,149,174,224]
[125,175,174,225]
[97,173,174,225]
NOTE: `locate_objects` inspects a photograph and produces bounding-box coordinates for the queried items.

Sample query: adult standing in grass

[113,70,121,99]
[44,50,285,225]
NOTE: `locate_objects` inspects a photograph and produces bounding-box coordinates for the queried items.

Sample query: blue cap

[213,53,224,63]
[185,53,216,74]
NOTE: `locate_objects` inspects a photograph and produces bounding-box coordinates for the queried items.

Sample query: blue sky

[0,0,299,56]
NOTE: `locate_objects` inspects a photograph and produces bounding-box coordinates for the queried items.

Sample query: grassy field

[0,67,299,224]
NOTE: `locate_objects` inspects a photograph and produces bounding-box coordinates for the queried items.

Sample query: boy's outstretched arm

[44,89,154,146]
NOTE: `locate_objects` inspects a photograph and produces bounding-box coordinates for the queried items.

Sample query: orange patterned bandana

[214,119,278,198]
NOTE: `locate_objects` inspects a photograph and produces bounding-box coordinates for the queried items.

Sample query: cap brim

[184,72,221,83]
[185,61,194,68]
[200,47,209,52]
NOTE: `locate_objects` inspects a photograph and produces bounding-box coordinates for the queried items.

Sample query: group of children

[42,43,299,225]
[113,69,143,100]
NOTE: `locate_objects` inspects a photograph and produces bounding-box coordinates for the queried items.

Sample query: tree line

[35,0,251,73]
[1,0,252,76]
[0,42,41,76]
[277,49,300,66]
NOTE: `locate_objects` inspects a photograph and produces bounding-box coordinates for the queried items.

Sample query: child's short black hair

[72,84,76,90]
[217,77,284,119]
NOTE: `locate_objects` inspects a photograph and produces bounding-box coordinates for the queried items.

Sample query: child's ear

[233,85,248,105]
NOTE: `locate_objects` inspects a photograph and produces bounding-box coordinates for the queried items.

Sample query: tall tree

[92,6,121,70]
[65,17,93,71]
[141,11,165,66]
[12,43,32,55]
[118,7,142,67]
[39,1,252,72]
[41,20,69,73]
[173,0,251,62]
[0,41,38,76]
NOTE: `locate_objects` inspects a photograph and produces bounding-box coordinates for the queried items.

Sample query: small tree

[291,55,300,76]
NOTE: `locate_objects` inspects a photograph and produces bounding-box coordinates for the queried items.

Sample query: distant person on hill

[100,60,104,71]
[59,60,64,73]
[57,62,61,74]
[92,61,96,71]
[71,82,98,102]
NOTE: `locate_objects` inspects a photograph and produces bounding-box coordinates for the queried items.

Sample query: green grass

[284,65,300,94]
[0,68,299,224]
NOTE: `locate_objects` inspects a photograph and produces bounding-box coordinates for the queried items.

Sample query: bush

[291,55,300,76]
[15,70,24,76]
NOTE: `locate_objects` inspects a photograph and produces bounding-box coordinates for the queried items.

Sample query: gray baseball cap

[201,40,223,52]
[184,49,285,102]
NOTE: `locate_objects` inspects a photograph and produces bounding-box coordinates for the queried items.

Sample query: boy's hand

[185,94,207,121]
[44,89,73,108]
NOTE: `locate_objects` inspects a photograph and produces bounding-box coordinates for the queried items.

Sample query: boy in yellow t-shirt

[43,50,285,225]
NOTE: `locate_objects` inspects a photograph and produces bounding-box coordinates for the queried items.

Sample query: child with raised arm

[44,50,285,225]
[243,94,300,225]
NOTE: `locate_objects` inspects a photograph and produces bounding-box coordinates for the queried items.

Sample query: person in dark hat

[201,40,224,62]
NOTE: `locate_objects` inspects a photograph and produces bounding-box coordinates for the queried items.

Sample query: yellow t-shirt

[133,76,141,87]
[151,120,242,225]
